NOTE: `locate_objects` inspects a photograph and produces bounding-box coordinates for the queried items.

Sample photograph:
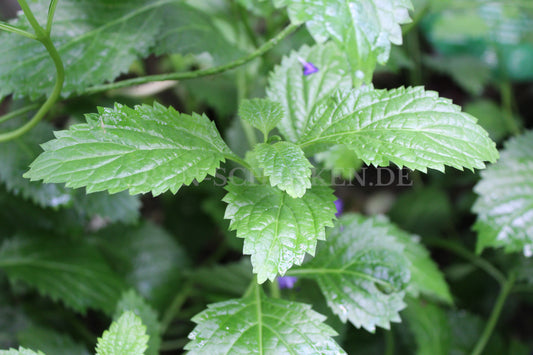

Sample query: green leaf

[72,191,140,224]
[298,86,499,173]
[155,2,245,65]
[185,287,345,354]
[17,327,90,355]
[24,102,232,196]
[266,42,352,142]
[292,214,410,332]
[274,0,412,64]
[95,311,148,355]
[0,348,45,355]
[314,145,363,180]
[403,298,451,355]
[92,222,189,309]
[223,180,337,283]
[464,99,512,143]
[0,0,167,99]
[114,291,160,355]
[0,234,127,314]
[248,142,312,198]
[473,130,533,255]
[0,120,71,208]
[370,216,452,303]
[238,99,284,138]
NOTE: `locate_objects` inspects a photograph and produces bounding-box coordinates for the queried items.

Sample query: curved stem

[0,34,64,142]
[470,272,516,355]
[160,282,193,334]
[17,0,46,38]
[0,103,41,124]
[83,23,299,95]
[424,238,507,286]
[0,21,37,39]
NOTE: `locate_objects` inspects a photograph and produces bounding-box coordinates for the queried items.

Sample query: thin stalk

[160,282,193,334]
[17,0,46,38]
[470,272,516,355]
[0,21,37,39]
[425,238,507,286]
[83,24,299,95]
[0,34,64,142]
[0,103,41,124]
[384,330,394,355]
[269,280,280,299]
[46,0,59,34]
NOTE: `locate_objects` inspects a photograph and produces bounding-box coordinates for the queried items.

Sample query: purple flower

[297,57,319,76]
[277,276,298,289]
[334,198,343,217]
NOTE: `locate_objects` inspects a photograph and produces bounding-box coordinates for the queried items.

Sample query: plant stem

[269,280,280,299]
[46,0,59,34]
[17,0,46,38]
[425,237,507,286]
[384,329,394,355]
[0,103,41,124]
[83,24,299,95]
[470,272,516,355]
[160,282,193,334]
[0,21,37,39]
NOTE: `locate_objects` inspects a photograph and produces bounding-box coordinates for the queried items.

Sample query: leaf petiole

[46,0,59,35]
[0,21,37,39]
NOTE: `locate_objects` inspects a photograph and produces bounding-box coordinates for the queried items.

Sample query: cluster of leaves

[1,0,533,354]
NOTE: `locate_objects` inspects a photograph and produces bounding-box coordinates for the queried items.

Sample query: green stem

[470,272,516,355]
[0,33,64,142]
[0,103,41,124]
[500,80,520,135]
[0,21,37,39]
[17,0,46,38]
[46,0,59,34]
[160,282,193,334]
[425,238,507,286]
[384,329,394,355]
[243,276,258,298]
[83,23,299,95]
[269,280,280,299]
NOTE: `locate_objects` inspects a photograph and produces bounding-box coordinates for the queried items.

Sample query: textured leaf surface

[292,214,410,332]
[95,311,148,355]
[0,348,44,355]
[25,103,231,196]
[274,0,412,63]
[473,131,533,254]
[314,145,363,180]
[266,42,351,142]
[298,86,499,172]
[238,99,284,138]
[249,142,312,198]
[0,0,168,99]
[403,298,451,355]
[371,216,452,303]
[185,287,345,354]
[223,180,336,283]
[114,291,160,355]
[155,2,245,65]
[17,327,90,355]
[0,235,126,314]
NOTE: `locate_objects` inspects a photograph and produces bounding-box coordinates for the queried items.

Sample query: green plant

[0,0,532,354]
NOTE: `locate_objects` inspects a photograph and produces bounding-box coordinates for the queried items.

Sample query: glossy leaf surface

[185,287,345,354]
[298,86,499,173]
[223,181,336,283]
[95,311,148,355]
[25,103,232,196]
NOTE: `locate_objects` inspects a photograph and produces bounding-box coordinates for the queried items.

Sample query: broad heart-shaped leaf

[266,42,352,142]
[24,102,232,196]
[114,291,160,355]
[0,0,168,100]
[155,2,245,65]
[0,234,127,314]
[95,311,148,355]
[273,0,412,64]
[290,214,411,332]
[185,287,345,354]
[473,130,533,255]
[298,86,499,173]
[248,142,312,198]
[223,180,337,283]
[238,99,284,138]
